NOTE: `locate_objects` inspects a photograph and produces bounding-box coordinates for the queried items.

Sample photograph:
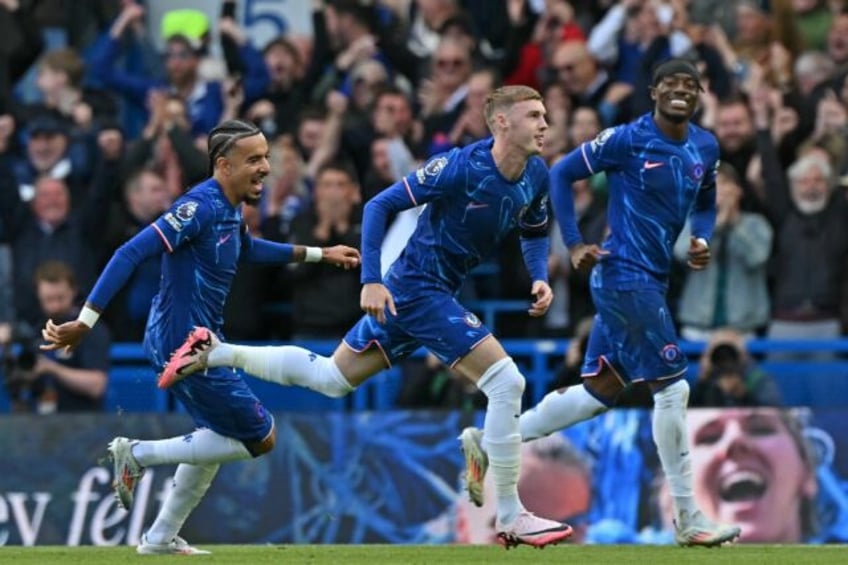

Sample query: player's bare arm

[360,282,396,325]
[528,280,553,317]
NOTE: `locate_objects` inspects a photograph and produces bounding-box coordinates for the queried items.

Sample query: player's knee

[479,358,525,399]
[652,378,689,409]
[503,361,526,398]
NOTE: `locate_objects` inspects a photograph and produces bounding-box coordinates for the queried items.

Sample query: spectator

[447,67,498,148]
[88,2,268,136]
[793,50,836,98]
[362,136,404,203]
[406,0,463,59]
[587,0,681,88]
[690,328,782,407]
[310,0,389,105]
[438,12,484,67]
[346,59,392,132]
[223,204,286,341]
[541,82,572,132]
[761,149,848,358]
[24,47,118,133]
[261,137,308,244]
[499,0,585,91]
[714,97,764,213]
[124,91,207,197]
[258,36,307,137]
[1,127,119,330]
[550,40,632,127]
[419,37,475,154]
[18,261,109,413]
[11,113,92,207]
[567,105,602,149]
[343,85,418,181]
[288,162,362,339]
[674,162,772,341]
[293,106,328,166]
[825,10,848,70]
[5,176,99,330]
[102,167,172,342]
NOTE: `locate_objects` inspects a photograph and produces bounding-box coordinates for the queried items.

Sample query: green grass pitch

[1,544,846,565]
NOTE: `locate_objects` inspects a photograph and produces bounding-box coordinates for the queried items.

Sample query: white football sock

[519,384,609,441]
[130,428,252,466]
[208,344,354,398]
[145,463,219,544]
[477,357,525,526]
[652,379,696,518]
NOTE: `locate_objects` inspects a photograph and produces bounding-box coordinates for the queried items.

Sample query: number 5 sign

[242,0,313,47]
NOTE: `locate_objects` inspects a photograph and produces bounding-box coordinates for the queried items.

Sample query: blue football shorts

[168,367,274,443]
[582,286,688,383]
[146,338,273,443]
[343,291,492,367]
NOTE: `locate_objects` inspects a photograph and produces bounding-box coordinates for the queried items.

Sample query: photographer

[7,261,109,413]
[2,335,38,413]
[691,328,782,408]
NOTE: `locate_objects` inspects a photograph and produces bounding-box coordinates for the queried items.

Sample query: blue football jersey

[553,113,718,290]
[379,138,550,301]
[145,179,244,362]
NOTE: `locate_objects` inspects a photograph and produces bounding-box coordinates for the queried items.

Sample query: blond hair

[484,85,542,130]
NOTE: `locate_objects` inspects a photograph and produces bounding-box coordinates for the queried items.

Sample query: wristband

[305,246,323,263]
[77,305,100,328]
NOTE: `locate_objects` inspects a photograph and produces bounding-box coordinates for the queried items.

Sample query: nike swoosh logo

[644,160,664,169]
[466,202,488,209]
[217,234,232,245]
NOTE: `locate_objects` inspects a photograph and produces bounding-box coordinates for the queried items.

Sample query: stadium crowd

[1,0,847,412]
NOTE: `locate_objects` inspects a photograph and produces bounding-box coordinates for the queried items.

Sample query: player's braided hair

[207,119,262,175]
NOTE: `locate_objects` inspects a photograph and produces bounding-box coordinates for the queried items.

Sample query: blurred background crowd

[1,0,847,413]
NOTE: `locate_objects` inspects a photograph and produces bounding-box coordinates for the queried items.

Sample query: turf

[1,544,845,565]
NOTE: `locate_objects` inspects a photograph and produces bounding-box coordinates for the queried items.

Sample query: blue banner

[1,408,846,546]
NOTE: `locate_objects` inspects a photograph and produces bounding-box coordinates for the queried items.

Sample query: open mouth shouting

[719,469,767,504]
